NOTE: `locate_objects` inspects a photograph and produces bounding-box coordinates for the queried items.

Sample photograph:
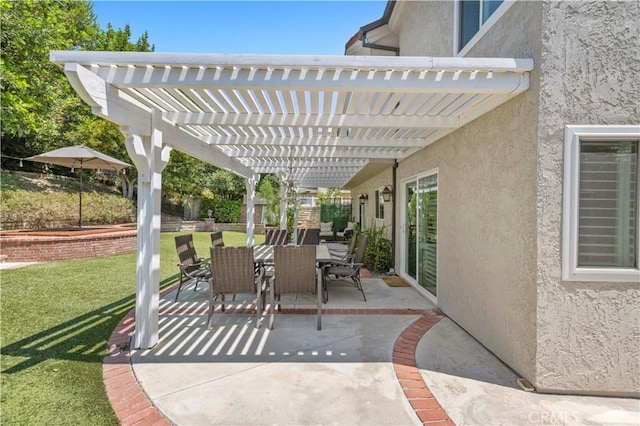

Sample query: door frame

[399,168,439,305]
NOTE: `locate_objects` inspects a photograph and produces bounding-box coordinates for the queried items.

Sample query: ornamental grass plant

[362,221,393,274]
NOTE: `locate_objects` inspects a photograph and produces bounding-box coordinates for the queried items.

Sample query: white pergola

[51,51,533,349]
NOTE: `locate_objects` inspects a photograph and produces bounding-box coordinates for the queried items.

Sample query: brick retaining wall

[161,222,267,233]
[0,223,276,263]
[0,230,137,262]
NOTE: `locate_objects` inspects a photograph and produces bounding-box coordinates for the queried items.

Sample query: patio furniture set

[319,221,356,242]
[174,230,368,331]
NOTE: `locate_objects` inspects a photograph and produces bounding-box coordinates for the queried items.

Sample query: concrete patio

[105,274,640,425]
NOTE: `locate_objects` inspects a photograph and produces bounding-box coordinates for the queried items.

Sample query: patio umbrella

[26,145,130,229]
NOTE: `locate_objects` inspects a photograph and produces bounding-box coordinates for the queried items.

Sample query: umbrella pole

[78,161,83,229]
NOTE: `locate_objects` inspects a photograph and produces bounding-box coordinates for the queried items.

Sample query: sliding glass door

[406,182,418,280]
[404,173,438,296]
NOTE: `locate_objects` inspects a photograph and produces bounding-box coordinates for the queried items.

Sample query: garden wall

[0,227,137,262]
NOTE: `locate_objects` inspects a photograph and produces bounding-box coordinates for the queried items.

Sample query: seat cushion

[325,264,356,277]
[320,221,333,233]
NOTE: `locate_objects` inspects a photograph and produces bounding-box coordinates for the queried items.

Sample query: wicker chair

[207,246,265,329]
[322,234,368,303]
[297,228,320,245]
[268,245,321,330]
[329,232,359,261]
[210,231,225,247]
[174,234,211,302]
[265,229,288,245]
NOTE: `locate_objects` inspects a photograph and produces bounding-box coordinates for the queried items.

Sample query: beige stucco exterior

[354,169,394,231]
[534,1,640,396]
[348,0,639,396]
[390,1,453,56]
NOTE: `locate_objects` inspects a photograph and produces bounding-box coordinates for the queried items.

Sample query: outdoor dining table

[253,244,332,264]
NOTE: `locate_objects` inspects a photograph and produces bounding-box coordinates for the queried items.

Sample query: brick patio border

[103,285,452,425]
[393,310,454,425]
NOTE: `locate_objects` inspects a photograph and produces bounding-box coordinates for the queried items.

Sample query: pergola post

[279,178,288,231]
[123,110,171,350]
[245,173,258,246]
[292,189,299,244]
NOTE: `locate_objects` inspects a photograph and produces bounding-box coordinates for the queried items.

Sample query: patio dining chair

[265,229,288,245]
[175,234,211,302]
[297,228,320,245]
[329,232,359,262]
[211,230,225,247]
[268,245,321,330]
[207,246,265,329]
[322,234,368,303]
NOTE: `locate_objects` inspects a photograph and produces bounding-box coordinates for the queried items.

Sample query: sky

[91,1,388,55]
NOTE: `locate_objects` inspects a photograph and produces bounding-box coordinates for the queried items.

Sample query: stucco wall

[351,169,393,237]
[349,0,638,395]
[390,1,453,56]
[535,1,640,396]
[382,1,542,382]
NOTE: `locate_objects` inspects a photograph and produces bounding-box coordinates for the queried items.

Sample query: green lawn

[0,231,263,425]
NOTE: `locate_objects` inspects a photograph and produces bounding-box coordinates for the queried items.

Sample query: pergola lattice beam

[244,158,370,168]
[97,68,526,93]
[50,52,533,190]
[255,166,364,173]
[166,112,460,129]
[299,179,352,187]
[181,134,428,149]
[50,51,532,70]
[218,146,405,159]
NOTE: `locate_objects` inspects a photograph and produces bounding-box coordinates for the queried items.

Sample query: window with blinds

[562,125,640,282]
[578,141,638,268]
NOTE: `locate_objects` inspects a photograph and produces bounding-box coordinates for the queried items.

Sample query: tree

[162,151,247,219]
[317,188,343,204]
[74,22,155,198]
[257,174,281,226]
[163,152,217,199]
[0,1,246,208]
[1,0,155,199]
[99,23,153,52]
[0,0,102,165]
[200,169,245,200]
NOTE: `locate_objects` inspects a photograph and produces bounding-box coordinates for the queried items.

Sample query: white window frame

[562,125,640,282]
[453,0,517,57]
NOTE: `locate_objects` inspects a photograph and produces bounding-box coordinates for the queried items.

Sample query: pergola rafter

[217,145,406,159]
[166,112,460,129]
[181,134,428,149]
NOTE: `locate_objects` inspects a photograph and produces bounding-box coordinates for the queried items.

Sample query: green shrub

[199,197,241,223]
[1,189,134,228]
[362,221,393,274]
[81,192,135,224]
